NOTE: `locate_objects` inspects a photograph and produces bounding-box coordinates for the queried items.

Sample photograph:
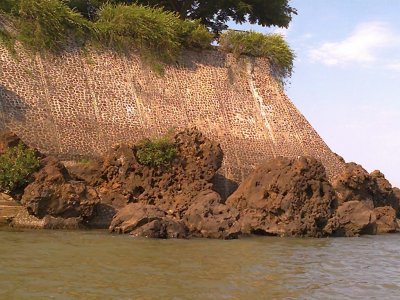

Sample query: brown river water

[0,229,399,300]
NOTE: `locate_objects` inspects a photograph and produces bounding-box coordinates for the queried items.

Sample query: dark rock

[374,206,398,234]
[130,219,188,239]
[183,190,241,239]
[21,157,99,224]
[64,159,104,186]
[226,157,337,237]
[324,201,377,237]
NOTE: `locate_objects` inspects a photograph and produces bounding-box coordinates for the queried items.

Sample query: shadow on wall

[176,49,229,71]
[0,85,29,128]
[212,173,239,200]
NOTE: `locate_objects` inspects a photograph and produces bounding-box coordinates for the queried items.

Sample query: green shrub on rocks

[219,30,295,84]
[135,137,177,167]
[0,142,40,193]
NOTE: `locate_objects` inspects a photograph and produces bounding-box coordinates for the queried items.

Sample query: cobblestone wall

[0,46,345,195]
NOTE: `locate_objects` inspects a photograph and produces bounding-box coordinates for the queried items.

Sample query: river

[0,229,399,299]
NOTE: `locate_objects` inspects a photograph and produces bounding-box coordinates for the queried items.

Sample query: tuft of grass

[15,0,93,52]
[0,142,40,193]
[135,136,177,167]
[219,30,295,85]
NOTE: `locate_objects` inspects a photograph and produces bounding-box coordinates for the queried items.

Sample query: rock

[374,206,398,234]
[94,128,223,215]
[130,219,188,239]
[63,159,104,186]
[390,187,400,218]
[0,130,21,155]
[109,203,187,238]
[324,201,377,237]
[183,190,241,239]
[109,203,166,234]
[332,164,397,209]
[0,193,23,226]
[21,157,99,224]
[11,209,81,229]
[226,157,337,237]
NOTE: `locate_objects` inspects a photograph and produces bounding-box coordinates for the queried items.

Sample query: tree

[64,0,297,33]
[135,0,297,33]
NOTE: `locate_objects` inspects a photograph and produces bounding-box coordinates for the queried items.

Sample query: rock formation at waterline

[2,129,399,238]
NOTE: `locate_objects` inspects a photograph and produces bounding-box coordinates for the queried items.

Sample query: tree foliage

[64,0,297,33]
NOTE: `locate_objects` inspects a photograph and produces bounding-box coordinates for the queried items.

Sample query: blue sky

[229,0,400,187]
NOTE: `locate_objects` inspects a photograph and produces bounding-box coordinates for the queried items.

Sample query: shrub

[179,19,214,49]
[0,142,40,193]
[219,30,295,85]
[93,3,213,68]
[135,137,177,167]
[0,0,93,52]
[15,0,93,52]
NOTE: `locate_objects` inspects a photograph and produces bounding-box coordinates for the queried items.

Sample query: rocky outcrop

[324,201,377,237]
[17,157,100,228]
[4,127,399,239]
[183,190,241,239]
[323,163,400,236]
[226,157,337,237]
[332,163,399,210]
[374,206,398,234]
[92,128,223,214]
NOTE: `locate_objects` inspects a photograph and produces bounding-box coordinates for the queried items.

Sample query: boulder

[21,157,100,225]
[129,219,188,239]
[183,190,241,239]
[11,209,81,229]
[109,203,187,238]
[227,156,337,237]
[324,201,377,237]
[374,206,398,234]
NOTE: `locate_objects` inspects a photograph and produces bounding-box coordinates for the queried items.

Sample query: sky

[229,0,400,188]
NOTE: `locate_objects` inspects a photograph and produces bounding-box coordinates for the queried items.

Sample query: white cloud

[309,22,399,66]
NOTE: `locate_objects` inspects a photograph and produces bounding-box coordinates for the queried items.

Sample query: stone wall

[0,46,345,195]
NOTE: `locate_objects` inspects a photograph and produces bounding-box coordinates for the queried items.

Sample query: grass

[219,30,295,85]
[0,1,294,81]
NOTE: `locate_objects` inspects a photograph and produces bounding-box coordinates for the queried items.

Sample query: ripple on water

[0,230,400,299]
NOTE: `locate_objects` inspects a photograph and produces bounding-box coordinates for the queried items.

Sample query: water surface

[0,229,399,299]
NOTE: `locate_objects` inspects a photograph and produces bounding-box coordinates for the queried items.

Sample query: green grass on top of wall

[0,0,295,82]
[219,30,295,85]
